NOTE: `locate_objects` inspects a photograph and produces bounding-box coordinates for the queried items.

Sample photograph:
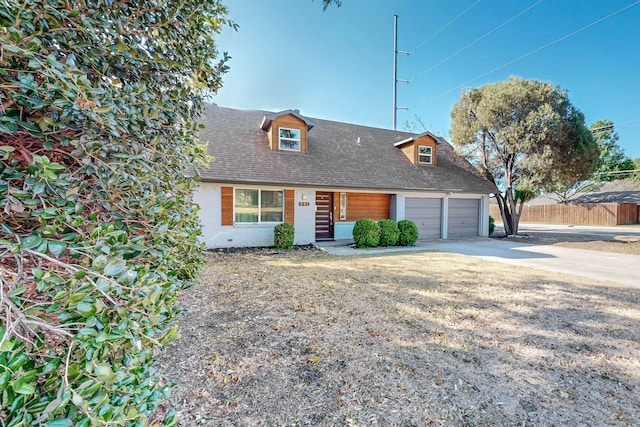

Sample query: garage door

[448,199,479,238]
[405,198,442,239]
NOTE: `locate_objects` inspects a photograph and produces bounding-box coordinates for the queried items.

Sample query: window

[279,127,301,151]
[339,192,347,220]
[418,145,432,164]
[234,189,283,223]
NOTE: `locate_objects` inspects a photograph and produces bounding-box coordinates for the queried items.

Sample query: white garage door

[448,199,479,238]
[405,198,442,239]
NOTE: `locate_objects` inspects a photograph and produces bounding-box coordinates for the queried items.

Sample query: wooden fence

[488,203,640,226]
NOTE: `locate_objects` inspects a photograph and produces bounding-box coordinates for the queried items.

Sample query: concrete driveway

[318,238,640,288]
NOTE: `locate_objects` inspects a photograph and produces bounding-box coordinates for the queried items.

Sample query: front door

[315,192,334,240]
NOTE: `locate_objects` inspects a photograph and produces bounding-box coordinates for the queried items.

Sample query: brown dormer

[260,109,315,154]
[394,131,440,166]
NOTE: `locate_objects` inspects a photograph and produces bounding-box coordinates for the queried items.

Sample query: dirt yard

[157,249,640,426]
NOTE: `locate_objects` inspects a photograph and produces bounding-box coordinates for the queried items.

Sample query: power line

[413,0,640,108]
[410,0,543,82]
[617,117,640,127]
[408,0,481,55]
[590,117,640,133]
[593,169,640,176]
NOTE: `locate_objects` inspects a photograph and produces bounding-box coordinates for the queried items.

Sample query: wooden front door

[315,192,334,240]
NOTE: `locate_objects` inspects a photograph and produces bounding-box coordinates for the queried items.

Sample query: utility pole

[393,15,409,130]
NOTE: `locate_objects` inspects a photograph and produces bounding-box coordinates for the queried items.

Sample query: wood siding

[285,189,295,224]
[414,134,437,166]
[398,142,415,163]
[489,203,640,226]
[396,135,437,166]
[344,193,391,221]
[269,115,308,154]
[221,186,233,226]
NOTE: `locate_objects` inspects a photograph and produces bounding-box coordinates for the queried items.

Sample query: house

[195,104,497,248]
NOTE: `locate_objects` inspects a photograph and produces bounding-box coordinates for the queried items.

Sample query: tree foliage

[450,76,598,235]
[633,158,640,181]
[320,0,342,10]
[548,120,635,203]
[0,1,232,425]
[590,120,634,181]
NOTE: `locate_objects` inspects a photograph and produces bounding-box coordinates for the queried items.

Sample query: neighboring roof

[571,191,640,204]
[260,109,315,131]
[526,192,640,206]
[531,180,640,205]
[198,104,497,194]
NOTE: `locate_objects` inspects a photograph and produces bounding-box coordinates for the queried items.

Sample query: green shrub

[352,218,381,248]
[397,219,419,246]
[489,216,496,235]
[0,1,232,425]
[378,219,400,246]
[274,223,295,250]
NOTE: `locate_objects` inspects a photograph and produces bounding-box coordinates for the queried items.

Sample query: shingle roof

[197,104,497,194]
[571,191,640,204]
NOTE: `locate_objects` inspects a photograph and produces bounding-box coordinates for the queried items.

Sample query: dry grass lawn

[157,249,640,426]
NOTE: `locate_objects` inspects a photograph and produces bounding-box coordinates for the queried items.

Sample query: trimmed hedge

[378,219,400,247]
[352,218,381,248]
[489,216,495,235]
[397,220,419,246]
[274,223,295,250]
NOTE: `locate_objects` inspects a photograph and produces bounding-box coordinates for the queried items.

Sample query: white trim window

[234,188,284,223]
[418,145,432,164]
[278,127,301,151]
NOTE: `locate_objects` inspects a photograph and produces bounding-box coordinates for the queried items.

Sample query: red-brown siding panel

[285,190,295,224]
[346,193,391,222]
[221,186,233,226]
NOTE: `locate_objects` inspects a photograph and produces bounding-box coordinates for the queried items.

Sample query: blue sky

[213,0,640,159]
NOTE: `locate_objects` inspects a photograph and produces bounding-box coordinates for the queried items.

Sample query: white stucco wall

[194,183,318,248]
[292,187,316,245]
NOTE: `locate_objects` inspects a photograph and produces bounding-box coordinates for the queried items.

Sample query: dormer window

[394,131,440,166]
[418,145,432,164]
[279,128,301,151]
[260,109,315,154]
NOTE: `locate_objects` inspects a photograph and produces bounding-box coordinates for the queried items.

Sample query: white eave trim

[394,131,442,146]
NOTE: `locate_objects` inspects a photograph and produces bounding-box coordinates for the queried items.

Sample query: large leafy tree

[0,1,232,425]
[450,76,598,235]
[590,120,634,181]
[548,120,634,203]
